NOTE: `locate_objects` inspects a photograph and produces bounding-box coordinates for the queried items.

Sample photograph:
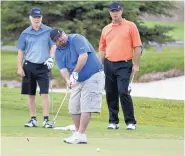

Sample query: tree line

[1,1,177,47]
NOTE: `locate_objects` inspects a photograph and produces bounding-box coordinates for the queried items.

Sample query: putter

[49,78,54,122]
[52,89,69,126]
[128,74,135,94]
[49,71,55,128]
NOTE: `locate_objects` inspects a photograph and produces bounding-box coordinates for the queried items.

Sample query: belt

[25,60,44,65]
[105,58,132,62]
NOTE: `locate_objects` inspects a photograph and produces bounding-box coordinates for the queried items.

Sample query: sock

[31,116,36,120]
[44,116,49,121]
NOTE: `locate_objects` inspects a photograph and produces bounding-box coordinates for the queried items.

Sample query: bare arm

[50,45,56,58]
[133,46,142,66]
[17,50,25,77]
[60,68,70,82]
[99,51,106,64]
[73,53,88,72]
[132,46,142,74]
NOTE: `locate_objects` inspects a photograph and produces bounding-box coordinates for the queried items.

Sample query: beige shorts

[68,71,105,114]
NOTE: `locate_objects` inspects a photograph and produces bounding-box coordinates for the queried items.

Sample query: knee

[118,88,128,95]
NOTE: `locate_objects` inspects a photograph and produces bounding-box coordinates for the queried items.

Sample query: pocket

[22,76,30,83]
[23,61,28,70]
[88,91,101,108]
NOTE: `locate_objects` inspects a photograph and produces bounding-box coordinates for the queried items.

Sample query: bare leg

[41,94,49,116]
[78,112,91,134]
[28,95,36,117]
[72,114,81,131]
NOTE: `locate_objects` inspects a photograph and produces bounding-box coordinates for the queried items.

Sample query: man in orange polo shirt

[99,2,142,130]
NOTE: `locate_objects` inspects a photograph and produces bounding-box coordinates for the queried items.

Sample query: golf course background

[1,1,184,156]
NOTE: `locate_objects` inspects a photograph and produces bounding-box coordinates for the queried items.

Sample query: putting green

[2,136,183,156]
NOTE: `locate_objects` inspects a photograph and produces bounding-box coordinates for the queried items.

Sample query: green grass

[143,21,184,41]
[2,137,183,156]
[1,87,184,137]
[1,88,184,156]
[137,46,184,80]
[1,51,64,85]
[2,137,184,156]
[1,46,184,84]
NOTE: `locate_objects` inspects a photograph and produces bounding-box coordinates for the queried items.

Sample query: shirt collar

[111,18,125,27]
[30,23,44,31]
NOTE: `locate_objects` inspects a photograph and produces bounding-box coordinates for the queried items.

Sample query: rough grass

[142,21,184,41]
[1,46,184,85]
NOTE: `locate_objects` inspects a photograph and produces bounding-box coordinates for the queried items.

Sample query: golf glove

[70,72,78,84]
[66,72,78,89]
[44,57,54,69]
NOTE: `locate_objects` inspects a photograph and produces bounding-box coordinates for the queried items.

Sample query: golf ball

[96,148,100,152]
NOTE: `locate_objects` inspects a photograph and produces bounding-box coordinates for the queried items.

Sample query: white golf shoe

[126,123,136,130]
[24,119,38,127]
[64,132,87,144]
[107,123,119,129]
[42,120,54,128]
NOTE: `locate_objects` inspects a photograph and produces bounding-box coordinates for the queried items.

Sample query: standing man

[50,28,104,144]
[17,8,56,128]
[99,2,142,130]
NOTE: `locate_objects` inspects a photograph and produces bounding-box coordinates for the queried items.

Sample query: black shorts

[21,61,50,95]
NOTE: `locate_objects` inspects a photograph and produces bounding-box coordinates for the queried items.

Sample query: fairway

[2,137,183,156]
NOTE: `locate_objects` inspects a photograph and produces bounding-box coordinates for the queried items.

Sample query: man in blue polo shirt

[17,8,56,128]
[50,28,104,144]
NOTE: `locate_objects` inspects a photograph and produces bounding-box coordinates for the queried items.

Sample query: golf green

[2,137,183,156]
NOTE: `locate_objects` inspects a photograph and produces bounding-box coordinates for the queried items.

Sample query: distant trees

[1,1,177,47]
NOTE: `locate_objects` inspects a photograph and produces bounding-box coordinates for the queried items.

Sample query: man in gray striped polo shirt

[17,8,56,128]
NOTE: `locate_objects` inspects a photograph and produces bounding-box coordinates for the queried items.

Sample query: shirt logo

[80,47,84,50]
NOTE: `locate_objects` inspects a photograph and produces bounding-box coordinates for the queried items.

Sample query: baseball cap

[50,29,63,41]
[30,8,42,17]
[108,2,122,11]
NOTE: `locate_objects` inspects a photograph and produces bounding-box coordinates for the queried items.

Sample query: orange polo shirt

[99,18,142,62]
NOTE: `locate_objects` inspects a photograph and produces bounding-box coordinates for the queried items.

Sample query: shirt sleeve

[130,23,142,48]
[55,50,66,70]
[49,37,55,47]
[49,30,55,47]
[98,30,106,52]
[16,33,26,51]
[73,35,91,55]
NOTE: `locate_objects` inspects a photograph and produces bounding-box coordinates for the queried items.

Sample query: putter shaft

[52,90,68,122]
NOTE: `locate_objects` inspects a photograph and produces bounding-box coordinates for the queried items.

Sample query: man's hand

[17,67,25,77]
[70,72,78,83]
[132,64,139,75]
[44,57,54,69]
[67,72,78,89]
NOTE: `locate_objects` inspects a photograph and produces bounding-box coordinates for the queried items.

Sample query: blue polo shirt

[55,34,103,82]
[16,24,54,64]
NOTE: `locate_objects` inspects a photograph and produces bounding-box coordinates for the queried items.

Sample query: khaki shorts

[68,71,105,114]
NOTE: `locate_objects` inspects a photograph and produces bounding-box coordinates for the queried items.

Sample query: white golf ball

[96,148,100,152]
